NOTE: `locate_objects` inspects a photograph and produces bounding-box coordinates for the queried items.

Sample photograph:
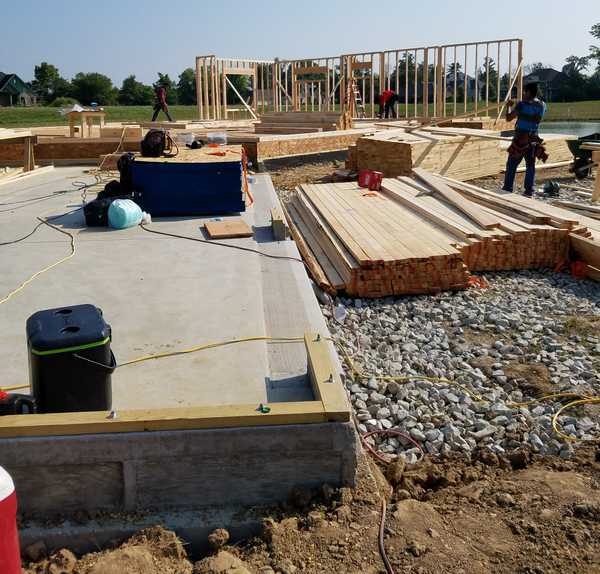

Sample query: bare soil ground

[23,447,600,574]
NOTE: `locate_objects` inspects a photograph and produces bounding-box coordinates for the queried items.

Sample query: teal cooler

[131,159,245,216]
[26,304,115,413]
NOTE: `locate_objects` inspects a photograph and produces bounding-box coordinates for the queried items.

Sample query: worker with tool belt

[378,89,396,119]
[502,82,548,197]
[151,82,174,122]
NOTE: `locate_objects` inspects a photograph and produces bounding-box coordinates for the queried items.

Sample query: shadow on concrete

[265,374,314,403]
[252,224,277,244]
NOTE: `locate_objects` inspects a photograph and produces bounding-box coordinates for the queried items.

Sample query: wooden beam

[351,61,371,70]
[0,401,327,439]
[413,168,500,229]
[225,76,258,120]
[295,66,329,76]
[305,333,350,422]
[592,151,600,202]
[0,164,54,187]
[223,67,255,76]
[570,233,600,268]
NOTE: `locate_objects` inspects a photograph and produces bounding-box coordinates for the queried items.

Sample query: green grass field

[1,100,599,128]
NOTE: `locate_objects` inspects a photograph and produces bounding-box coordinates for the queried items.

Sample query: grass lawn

[0,105,202,128]
[1,100,599,128]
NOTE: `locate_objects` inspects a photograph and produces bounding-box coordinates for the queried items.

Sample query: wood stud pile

[348,128,575,181]
[254,112,352,134]
[282,170,600,297]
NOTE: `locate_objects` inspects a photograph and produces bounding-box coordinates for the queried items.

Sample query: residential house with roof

[523,68,567,102]
[0,73,37,106]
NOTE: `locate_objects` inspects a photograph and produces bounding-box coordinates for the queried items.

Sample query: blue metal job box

[131,155,245,216]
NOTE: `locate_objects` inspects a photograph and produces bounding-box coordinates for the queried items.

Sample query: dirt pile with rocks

[24,447,599,574]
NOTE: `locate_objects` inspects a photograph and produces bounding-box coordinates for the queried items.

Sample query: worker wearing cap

[151,83,174,122]
[502,82,548,197]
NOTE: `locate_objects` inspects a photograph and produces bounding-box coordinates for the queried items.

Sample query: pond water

[539,121,600,138]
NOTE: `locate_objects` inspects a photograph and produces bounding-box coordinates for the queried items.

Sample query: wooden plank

[0,165,54,187]
[305,333,349,422]
[553,200,600,215]
[285,203,342,290]
[413,168,500,229]
[292,192,356,282]
[223,67,256,76]
[0,401,327,439]
[381,179,478,240]
[204,219,253,239]
[592,151,600,203]
[294,66,329,76]
[570,233,600,268]
[351,61,372,70]
[282,204,335,294]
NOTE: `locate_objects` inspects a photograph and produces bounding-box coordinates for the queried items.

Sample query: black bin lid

[26,304,110,355]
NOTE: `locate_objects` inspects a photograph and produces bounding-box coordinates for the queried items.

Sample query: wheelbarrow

[567,132,600,179]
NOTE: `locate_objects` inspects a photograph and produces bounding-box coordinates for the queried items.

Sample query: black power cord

[139,222,306,265]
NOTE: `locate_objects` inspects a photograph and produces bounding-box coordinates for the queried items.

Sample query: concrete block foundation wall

[1,422,358,519]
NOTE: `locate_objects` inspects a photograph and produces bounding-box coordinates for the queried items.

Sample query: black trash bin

[26,304,115,413]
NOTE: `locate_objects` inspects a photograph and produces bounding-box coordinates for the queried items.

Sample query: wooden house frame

[196,38,524,121]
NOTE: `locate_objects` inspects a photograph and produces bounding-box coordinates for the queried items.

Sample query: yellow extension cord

[336,341,600,443]
[1,336,305,392]
[1,142,597,442]
[0,218,76,306]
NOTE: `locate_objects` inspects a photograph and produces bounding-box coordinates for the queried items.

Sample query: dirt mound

[24,526,193,574]
[23,447,600,574]
[237,447,600,573]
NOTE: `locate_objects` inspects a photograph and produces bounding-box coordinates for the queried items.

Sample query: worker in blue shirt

[502,82,549,197]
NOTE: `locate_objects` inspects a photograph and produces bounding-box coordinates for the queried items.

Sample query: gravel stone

[324,270,600,460]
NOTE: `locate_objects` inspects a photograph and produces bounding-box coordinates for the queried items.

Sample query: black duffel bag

[84,197,115,227]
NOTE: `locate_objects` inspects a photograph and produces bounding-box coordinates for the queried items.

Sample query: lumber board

[0,401,328,438]
[381,179,480,240]
[570,234,600,268]
[294,66,329,76]
[0,165,54,187]
[204,219,253,239]
[292,192,356,283]
[287,217,336,292]
[413,168,500,229]
[285,203,342,291]
[305,333,350,422]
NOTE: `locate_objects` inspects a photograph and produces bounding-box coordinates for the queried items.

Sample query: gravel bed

[471,167,596,206]
[323,270,600,462]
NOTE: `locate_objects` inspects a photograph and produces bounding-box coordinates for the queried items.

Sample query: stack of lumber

[283,169,594,297]
[285,181,471,297]
[352,127,574,181]
[255,111,352,134]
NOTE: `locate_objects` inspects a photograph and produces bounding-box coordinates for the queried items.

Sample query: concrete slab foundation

[0,167,358,549]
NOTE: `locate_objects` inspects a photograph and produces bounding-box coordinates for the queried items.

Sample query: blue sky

[2,0,600,85]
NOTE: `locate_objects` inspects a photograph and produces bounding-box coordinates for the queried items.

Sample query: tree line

[523,23,600,101]
[31,63,197,106]
[27,24,600,108]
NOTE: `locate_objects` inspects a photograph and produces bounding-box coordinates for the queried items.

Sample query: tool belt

[507,130,548,162]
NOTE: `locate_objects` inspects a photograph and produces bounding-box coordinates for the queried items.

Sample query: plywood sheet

[205,218,253,239]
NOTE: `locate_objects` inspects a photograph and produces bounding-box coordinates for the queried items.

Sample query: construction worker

[502,82,548,197]
[151,82,174,122]
[378,89,395,119]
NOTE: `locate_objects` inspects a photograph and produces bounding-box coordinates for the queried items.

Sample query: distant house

[445,71,484,97]
[523,68,567,102]
[0,73,37,106]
